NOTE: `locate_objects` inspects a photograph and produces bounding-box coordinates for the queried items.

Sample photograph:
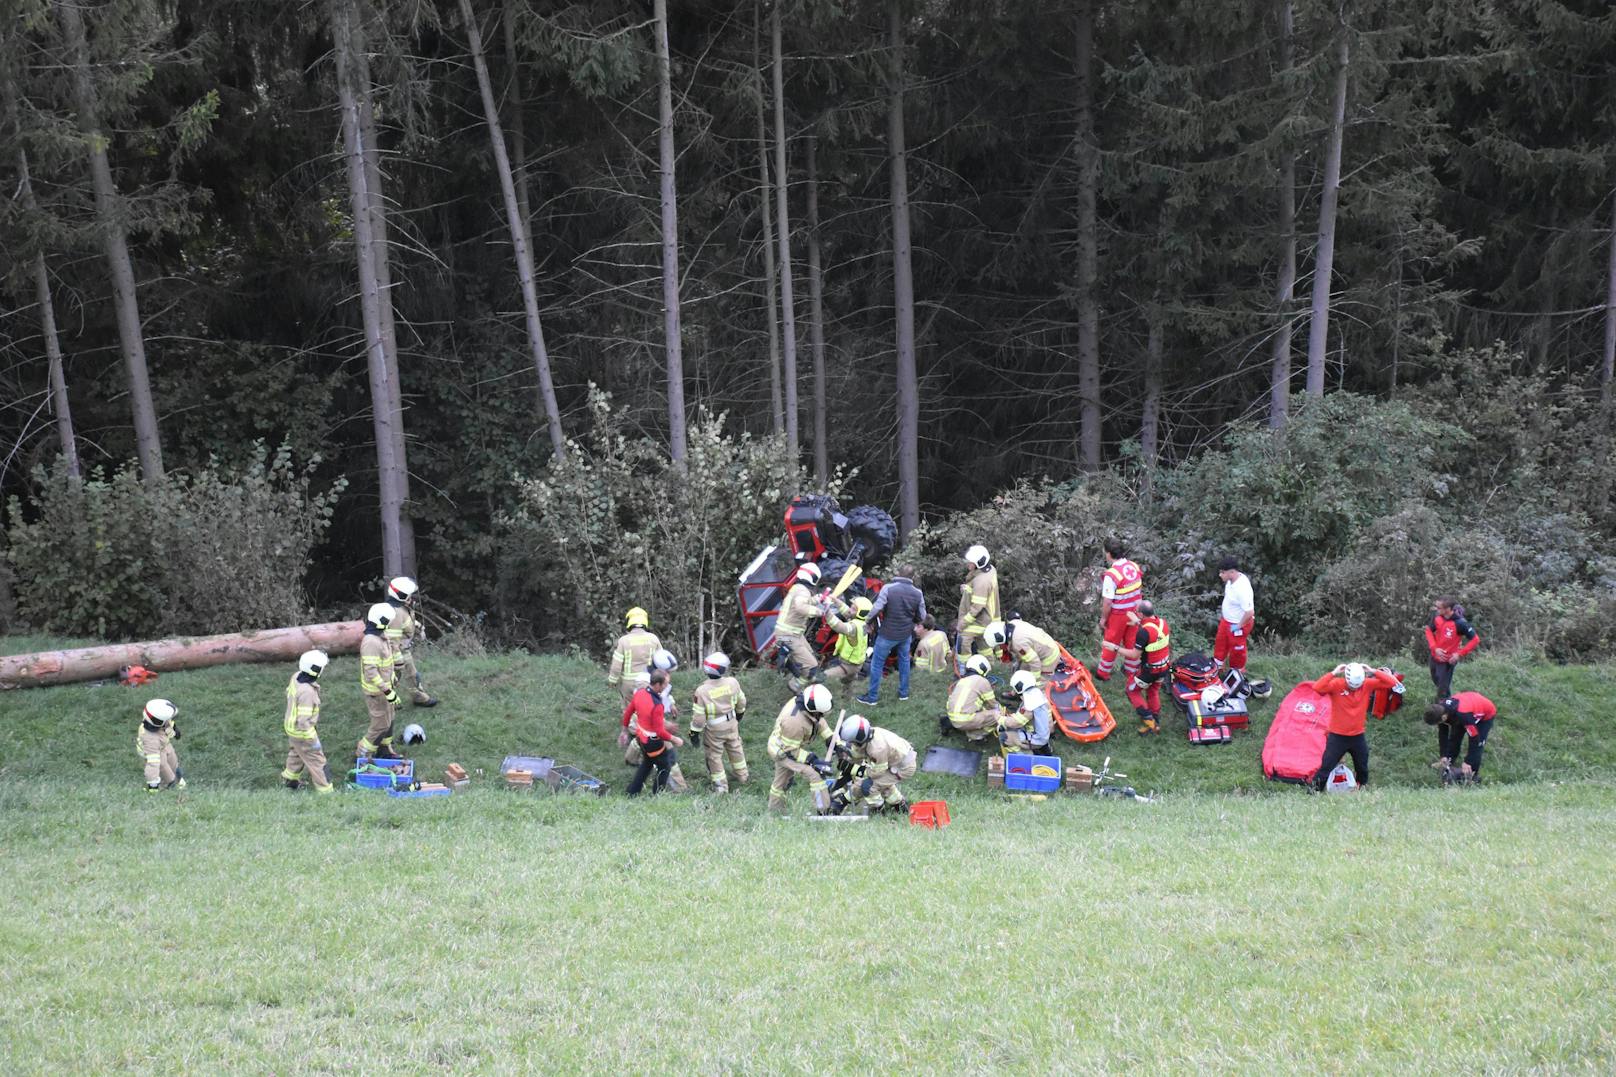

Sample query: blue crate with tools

[351,758,414,790]
[387,785,450,799]
[1003,752,1063,793]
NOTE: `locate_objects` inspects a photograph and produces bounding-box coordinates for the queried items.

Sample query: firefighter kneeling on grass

[983,617,1060,676]
[766,684,836,813]
[999,670,1053,753]
[691,652,749,793]
[136,698,184,792]
[821,595,873,685]
[358,602,402,760]
[943,655,1003,741]
[282,649,333,793]
[830,714,916,817]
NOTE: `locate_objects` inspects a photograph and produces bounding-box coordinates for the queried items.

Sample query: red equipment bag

[1262,683,1332,783]
[1187,725,1232,746]
[1187,695,1249,730]
[1368,668,1407,719]
[1170,652,1220,708]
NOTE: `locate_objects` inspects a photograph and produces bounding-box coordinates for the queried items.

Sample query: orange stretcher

[1042,644,1116,743]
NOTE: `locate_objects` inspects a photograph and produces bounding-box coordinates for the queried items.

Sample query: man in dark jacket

[858,565,926,705]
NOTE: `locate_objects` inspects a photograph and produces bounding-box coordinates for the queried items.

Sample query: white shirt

[1221,572,1254,625]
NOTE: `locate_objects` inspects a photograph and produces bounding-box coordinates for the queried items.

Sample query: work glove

[385,689,401,706]
[170,725,181,740]
[617,731,630,749]
[852,763,869,778]
[829,793,849,815]
[806,754,832,778]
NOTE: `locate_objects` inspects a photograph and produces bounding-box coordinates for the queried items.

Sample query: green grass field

[3,636,1615,1071]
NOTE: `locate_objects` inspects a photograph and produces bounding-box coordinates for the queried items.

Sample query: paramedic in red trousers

[1310,662,1400,790]
[1424,598,1479,698]
[1214,555,1255,678]
[1424,691,1498,783]
[621,670,684,795]
[1095,539,1144,681]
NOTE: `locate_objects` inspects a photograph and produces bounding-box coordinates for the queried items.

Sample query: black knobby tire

[843,505,898,569]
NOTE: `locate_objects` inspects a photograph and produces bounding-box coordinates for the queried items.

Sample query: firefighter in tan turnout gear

[357,602,402,760]
[281,649,333,793]
[830,714,916,816]
[983,617,1061,676]
[944,655,1003,741]
[766,684,836,813]
[690,652,749,793]
[136,698,184,792]
[384,576,437,706]
[607,607,661,707]
[775,562,827,690]
[954,545,1001,666]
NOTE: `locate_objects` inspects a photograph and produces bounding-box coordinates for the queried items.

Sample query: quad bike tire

[843,504,898,569]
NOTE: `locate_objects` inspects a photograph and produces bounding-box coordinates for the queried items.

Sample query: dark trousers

[1439,719,1492,773]
[1314,732,1369,790]
[1430,659,1456,698]
[627,746,676,795]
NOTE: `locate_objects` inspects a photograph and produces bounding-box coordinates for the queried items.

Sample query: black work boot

[284,779,301,791]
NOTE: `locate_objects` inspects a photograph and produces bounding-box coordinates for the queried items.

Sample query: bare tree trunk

[502,2,534,256]
[1074,0,1101,471]
[889,0,919,538]
[1141,310,1162,476]
[459,0,567,460]
[1602,189,1616,409]
[1268,0,1297,429]
[333,0,406,576]
[5,74,81,478]
[57,0,163,480]
[771,4,800,460]
[654,0,687,463]
[350,4,416,573]
[753,2,784,434]
[1305,20,1350,399]
[806,134,829,484]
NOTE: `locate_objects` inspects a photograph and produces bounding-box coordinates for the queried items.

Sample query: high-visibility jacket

[947,674,999,722]
[1006,620,1059,672]
[384,602,419,663]
[914,630,953,673]
[608,627,662,688]
[767,699,833,762]
[691,676,746,733]
[849,728,914,776]
[284,675,321,739]
[359,631,396,696]
[826,608,869,666]
[956,567,1001,631]
[1138,616,1172,673]
[775,583,822,638]
[1102,558,1144,612]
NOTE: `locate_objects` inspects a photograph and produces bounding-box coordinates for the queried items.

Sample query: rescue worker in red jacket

[1423,691,1498,783]
[1116,601,1172,735]
[1310,662,1400,791]
[1095,538,1144,680]
[1424,598,1479,698]
[621,669,684,795]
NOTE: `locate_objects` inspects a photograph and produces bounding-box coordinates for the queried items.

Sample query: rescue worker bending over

[136,698,184,792]
[831,715,916,817]
[775,563,828,690]
[913,616,953,674]
[1115,601,1172,734]
[1424,692,1498,784]
[999,670,1053,754]
[1311,662,1400,790]
[623,670,683,795]
[983,617,1060,676]
[1096,538,1144,681]
[766,684,836,813]
[357,602,401,760]
[954,545,1002,667]
[282,649,333,793]
[944,655,1003,741]
[607,607,662,708]
[821,596,873,685]
[691,652,749,793]
[384,576,437,706]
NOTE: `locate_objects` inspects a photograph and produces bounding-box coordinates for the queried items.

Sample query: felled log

[0,621,363,690]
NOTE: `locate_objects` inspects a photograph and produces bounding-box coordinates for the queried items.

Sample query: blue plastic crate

[352,758,413,790]
[387,786,450,799]
[1004,752,1062,793]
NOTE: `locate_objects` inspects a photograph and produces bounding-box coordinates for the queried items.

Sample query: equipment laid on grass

[1187,695,1250,730]
[118,665,158,686]
[1003,752,1063,793]
[1261,683,1332,783]
[402,723,426,746]
[350,758,414,790]
[500,755,555,781]
[445,763,469,791]
[1043,645,1116,743]
[1367,668,1407,718]
[909,800,950,828]
[1187,725,1232,746]
[1,620,363,690]
[921,746,983,777]
[388,783,451,798]
[1169,652,1221,708]
[1323,763,1358,792]
[545,764,607,796]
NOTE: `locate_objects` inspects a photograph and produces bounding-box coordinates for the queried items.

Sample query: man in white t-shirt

[1215,555,1255,675]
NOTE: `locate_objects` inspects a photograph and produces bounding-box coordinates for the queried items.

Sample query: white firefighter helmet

[1200,683,1227,705]
[298,649,330,678]
[838,714,872,746]
[1009,670,1039,695]
[387,576,418,602]
[702,652,730,677]
[143,698,178,724]
[652,648,679,672]
[1343,662,1367,691]
[964,654,991,678]
[402,723,426,746]
[365,602,394,630]
[964,544,991,570]
[796,562,822,586]
[799,684,832,715]
[983,621,1009,648]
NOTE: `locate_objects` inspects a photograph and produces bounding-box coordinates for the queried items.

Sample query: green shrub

[5,445,346,639]
[502,387,848,660]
